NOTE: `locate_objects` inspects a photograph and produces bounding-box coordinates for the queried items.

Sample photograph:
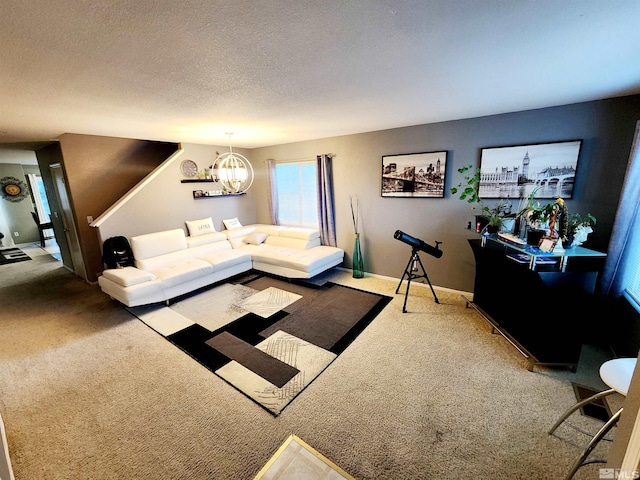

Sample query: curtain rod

[266,154,336,164]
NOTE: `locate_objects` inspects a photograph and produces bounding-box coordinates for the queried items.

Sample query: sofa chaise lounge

[97,223,344,307]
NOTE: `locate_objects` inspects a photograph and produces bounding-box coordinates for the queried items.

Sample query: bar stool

[549,357,637,480]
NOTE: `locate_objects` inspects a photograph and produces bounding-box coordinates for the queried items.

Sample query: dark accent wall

[52,134,179,282]
[251,94,640,293]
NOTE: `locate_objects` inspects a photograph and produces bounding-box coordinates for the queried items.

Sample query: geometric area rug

[128,273,392,415]
[0,247,31,265]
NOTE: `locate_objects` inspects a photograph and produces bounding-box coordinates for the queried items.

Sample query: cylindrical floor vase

[352,234,364,278]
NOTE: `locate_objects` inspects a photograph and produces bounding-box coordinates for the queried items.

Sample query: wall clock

[180,159,199,178]
[0,176,30,203]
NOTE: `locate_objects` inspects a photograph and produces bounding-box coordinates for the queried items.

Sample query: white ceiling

[1,0,639,149]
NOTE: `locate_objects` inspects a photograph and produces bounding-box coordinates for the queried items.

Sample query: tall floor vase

[352,233,364,278]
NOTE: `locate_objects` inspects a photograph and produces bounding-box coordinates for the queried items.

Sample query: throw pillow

[243,232,268,245]
[186,217,216,237]
[222,217,243,230]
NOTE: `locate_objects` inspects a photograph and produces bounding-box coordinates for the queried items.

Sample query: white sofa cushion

[187,232,228,248]
[102,266,156,286]
[225,225,256,239]
[188,238,233,256]
[277,226,320,241]
[254,224,282,236]
[185,217,216,237]
[150,259,214,288]
[199,249,252,273]
[136,247,197,271]
[131,229,187,261]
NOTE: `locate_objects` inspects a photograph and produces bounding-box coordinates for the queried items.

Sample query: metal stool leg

[549,388,616,435]
[563,407,623,480]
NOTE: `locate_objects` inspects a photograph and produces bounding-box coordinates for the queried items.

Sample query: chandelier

[214,132,254,194]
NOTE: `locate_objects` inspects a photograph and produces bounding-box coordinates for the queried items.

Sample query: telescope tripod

[396,247,440,313]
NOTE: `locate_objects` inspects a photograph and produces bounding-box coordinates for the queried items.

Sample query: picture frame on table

[478,139,582,199]
[538,236,558,253]
[381,151,447,198]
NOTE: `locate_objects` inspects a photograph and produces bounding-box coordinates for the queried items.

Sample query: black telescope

[394,230,443,258]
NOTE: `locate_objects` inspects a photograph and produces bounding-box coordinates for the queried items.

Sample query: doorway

[50,163,87,280]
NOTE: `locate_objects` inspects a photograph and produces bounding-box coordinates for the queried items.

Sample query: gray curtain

[599,120,640,298]
[317,154,337,246]
[265,159,279,226]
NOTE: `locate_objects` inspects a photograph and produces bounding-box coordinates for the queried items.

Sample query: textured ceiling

[1,0,640,149]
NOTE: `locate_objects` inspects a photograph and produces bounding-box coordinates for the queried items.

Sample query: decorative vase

[570,225,593,248]
[352,233,364,278]
[562,233,575,249]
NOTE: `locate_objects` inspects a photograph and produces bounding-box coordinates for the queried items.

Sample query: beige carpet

[0,245,621,479]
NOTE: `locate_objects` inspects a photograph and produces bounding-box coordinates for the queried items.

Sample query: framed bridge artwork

[478,140,583,199]
[381,151,448,198]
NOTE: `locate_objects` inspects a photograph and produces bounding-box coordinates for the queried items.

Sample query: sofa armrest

[102,266,156,287]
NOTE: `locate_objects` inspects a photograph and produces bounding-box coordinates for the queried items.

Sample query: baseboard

[335,267,473,297]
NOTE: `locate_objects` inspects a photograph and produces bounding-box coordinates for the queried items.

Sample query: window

[622,201,640,310]
[275,161,318,228]
[626,241,640,308]
[628,272,640,307]
[27,174,51,222]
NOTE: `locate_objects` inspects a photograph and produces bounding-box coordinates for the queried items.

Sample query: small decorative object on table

[538,236,558,252]
[563,212,596,248]
[350,195,364,278]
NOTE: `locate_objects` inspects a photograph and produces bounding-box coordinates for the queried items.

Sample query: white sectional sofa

[97,223,344,307]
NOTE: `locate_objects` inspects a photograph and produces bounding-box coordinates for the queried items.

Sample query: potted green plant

[512,187,554,244]
[527,201,555,227]
[481,200,514,233]
[450,165,514,233]
[450,165,481,204]
[562,212,596,248]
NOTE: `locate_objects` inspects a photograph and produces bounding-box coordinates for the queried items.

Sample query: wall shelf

[193,191,246,198]
[181,179,218,183]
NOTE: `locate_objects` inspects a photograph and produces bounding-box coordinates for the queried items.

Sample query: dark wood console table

[465,235,606,371]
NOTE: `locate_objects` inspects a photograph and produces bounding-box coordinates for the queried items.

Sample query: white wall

[95,143,257,245]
